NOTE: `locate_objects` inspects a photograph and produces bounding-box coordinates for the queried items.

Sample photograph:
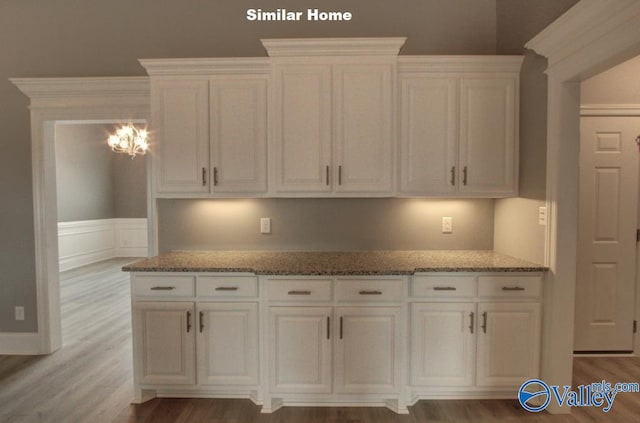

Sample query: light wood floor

[1,258,639,422]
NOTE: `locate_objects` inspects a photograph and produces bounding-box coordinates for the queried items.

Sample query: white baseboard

[0,332,43,355]
[58,218,147,271]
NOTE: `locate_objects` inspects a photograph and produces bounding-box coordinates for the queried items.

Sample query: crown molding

[398,56,524,74]
[261,37,407,57]
[580,103,640,116]
[10,77,150,109]
[139,58,271,76]
[526,0,640,78]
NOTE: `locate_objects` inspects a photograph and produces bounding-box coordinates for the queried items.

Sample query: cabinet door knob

[327,316,330,340]
[339,316,343,339]
[481,311,487,334]
[213,167,219,186]
[326,165,330,186]
[462,166,468,186]
[469,311,475,334]
[450,166,456,186]
[338,165,342,186]
[202,167,207,186]
[186,311,192,333]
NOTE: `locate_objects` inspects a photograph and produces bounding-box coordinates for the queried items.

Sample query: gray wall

[55,124,116,222]
[0,0,570,332]
[158,199,494,253]
[55,123,147,222]
[581,55,640,104]
[492,0,578,265]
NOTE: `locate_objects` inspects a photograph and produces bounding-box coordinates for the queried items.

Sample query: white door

[334,307,401,394]
[410,302,475,387]
[399,76,458,195]
[575,116,640,351]
[458,77,517,196]
[273,64,333,193]
[268,307,332,393]
[133,302,196,385]
[152,79,210,193]
[197,302,259,386]
[334,64,394,194]
[210,78,267,193]
[476,302,541,387]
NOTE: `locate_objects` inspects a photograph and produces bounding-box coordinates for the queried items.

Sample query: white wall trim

[10,77,151,354]
[580,104,640,116]
[57,218,148,272]
[525,0,640,415]
[261,37,407,57]
[0,332,44,355]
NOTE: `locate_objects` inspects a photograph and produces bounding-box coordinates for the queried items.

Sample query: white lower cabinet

[268,307,333,393]
[409,273,543,399]
[133,301,197,385]
[197,302,259,386]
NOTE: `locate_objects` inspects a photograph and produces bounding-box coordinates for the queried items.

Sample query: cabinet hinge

[634,320,637,334]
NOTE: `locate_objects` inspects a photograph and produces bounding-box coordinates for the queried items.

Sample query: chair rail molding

[525,0,640,414]
[580,104,640,116]
[10,76,151,354]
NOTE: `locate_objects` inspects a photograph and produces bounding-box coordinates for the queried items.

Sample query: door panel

[575,117,639,351]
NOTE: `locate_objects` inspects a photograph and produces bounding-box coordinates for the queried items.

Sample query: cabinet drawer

[335,279,404,302]
[197,276,258,298]
[411,275,476,298]
[478,275,542,299]
[267,279,333,302]
[133,275,195,298]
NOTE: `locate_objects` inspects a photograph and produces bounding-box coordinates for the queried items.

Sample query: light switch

[442,217,453,234]
[260,217,271,234]
[538,207,547,226]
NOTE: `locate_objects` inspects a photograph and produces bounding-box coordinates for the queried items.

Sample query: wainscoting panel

[58,218,148,271]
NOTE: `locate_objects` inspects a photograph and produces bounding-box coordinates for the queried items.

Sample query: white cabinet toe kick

[129,271,543,413]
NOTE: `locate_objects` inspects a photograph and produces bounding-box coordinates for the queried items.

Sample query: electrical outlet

[260,217,271,234]
[442,217,453,234]
[15,306,24,321]
[538,207,547,226]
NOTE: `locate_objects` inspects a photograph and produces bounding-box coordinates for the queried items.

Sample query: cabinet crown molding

[398,56,524,74]
[139,58,271,76]
[261,37,406,57]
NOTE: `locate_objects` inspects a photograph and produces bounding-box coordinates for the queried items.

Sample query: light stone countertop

[122,250,546,275]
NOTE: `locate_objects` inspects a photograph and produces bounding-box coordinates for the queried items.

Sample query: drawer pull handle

[186,311,192,333]
[481,311,487,334]
[215,286,239,291]
[199,311,204,333]
[469,312,474,334]
[150,286,175,291]
[339,316,343,339]
[288,290,311,295]
[433,286,457,291]
[359,290,382,295]
[502,286,525,291]
[327,316,330,340]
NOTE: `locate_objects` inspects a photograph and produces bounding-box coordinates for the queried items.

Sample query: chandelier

[107,123,149,158]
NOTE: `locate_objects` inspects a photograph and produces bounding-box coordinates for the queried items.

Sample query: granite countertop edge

[122,250,548,275]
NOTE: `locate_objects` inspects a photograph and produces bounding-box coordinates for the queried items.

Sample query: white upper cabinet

[398,57,522,197]
[152,79,210,194]
[141,59,270,197]
[210,78,267,193]
[265,38,404,197]
[272,64,333,193]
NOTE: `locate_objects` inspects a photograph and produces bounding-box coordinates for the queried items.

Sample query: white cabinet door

[400,76,458,195]
[153,79,210,194]
[476,302,541,387]
[459,77,517,195]
[269,307,332,393]
[334,64,394,194]
[334,307,401,394]
[133,302,196,385]
[197,302,259,386]
[410,303,475,387]
[210,78,267,194]
[273,65,332,193]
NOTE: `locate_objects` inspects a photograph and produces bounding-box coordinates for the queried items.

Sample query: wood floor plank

[1,258,640,422]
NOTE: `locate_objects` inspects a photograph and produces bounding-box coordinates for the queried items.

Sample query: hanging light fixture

[107,123,149,158]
